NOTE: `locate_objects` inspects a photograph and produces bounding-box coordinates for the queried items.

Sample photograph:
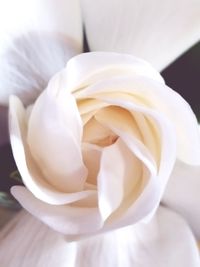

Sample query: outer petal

[0,206,200,267]
[162,160,200,239]
[9,95,96,205]
[0,0,82,105]
[66,52,164,92]
[27,72,87,193]
[81,0,200,70]
[11,186,103,237]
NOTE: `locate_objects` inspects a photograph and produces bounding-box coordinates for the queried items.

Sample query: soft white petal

[27,72,87,193]
[70,54,200,165]
[0,0,82,105]
[0,210,77,267]
[0,0,82,48]
[0,206,199,267]
[98,138,142,221]
[162,160,200,239]
[11,186,103,237]
[9,95,96,205]
[81,0,200,70]
[66,52,164,92]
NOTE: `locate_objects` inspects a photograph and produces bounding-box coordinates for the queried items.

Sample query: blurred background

[0,41,199,208]
[162,42,200,120]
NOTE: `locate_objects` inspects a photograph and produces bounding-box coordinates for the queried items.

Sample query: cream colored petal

[66,52,164,93]
[81,0,200,71]
[27,72,87,193]
[11,186,103,237]
[92,95,176,228]
[76,74,200,165]
[162,160,200,239]
[0,0,82,105]
[9,95,96,205]
[97,138,142,221]
[82,143,102,186]
[1,207,200,267]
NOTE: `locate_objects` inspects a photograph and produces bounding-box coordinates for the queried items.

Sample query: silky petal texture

[27,72,87,193]
[162,160,200,239]
[10,96,176,237]
[98,138,142,221]
[68,53,200,165]
[81,0,200,71]
[0,207,200,267]
[66,52,164,92]
[0,0,82,105]
[11,186,103,236]
[9,96,96,205]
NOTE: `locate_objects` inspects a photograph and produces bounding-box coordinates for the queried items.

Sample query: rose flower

[9,52,200,239]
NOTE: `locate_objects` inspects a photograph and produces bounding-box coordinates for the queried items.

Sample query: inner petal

[83,116,118,147]
[82,143,102,186]
[98,138,143,221]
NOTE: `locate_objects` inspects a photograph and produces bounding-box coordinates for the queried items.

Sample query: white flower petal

[73,62,200,165]
[0,206,199,267]
[0,0,82,105]
[162,160,200,239]
[0,210,78,267]
[27,72,87,193]
[92,95,177,228]
[98,138,142,221]
[9,95,96,205]
[81,0,200,70]
[11,186,103,237]
[0,0,82,48]
[66,52,164,92]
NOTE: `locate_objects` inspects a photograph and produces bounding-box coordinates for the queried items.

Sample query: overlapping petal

[81,0,200,70]
[11,186,102,237]
[27,72,87,193]
[0,207,199,267]
[9,95,96,205]
[70,53,200,165]
[162,160,200,239]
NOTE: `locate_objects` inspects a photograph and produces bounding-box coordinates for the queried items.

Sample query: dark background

[0,41,200,204]
[162,42,200,119]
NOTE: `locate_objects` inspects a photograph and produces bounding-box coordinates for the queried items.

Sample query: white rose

[9,52,200,239]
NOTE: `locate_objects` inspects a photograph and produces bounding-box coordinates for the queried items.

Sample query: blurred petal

[11,186,102,237]
[27,72,87,193]
[9,96,96,205]
[0,0,82,48]
[0,206,199,267]
[81,0,200,70]
[0,0,82,105]
[162,160,200,239]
